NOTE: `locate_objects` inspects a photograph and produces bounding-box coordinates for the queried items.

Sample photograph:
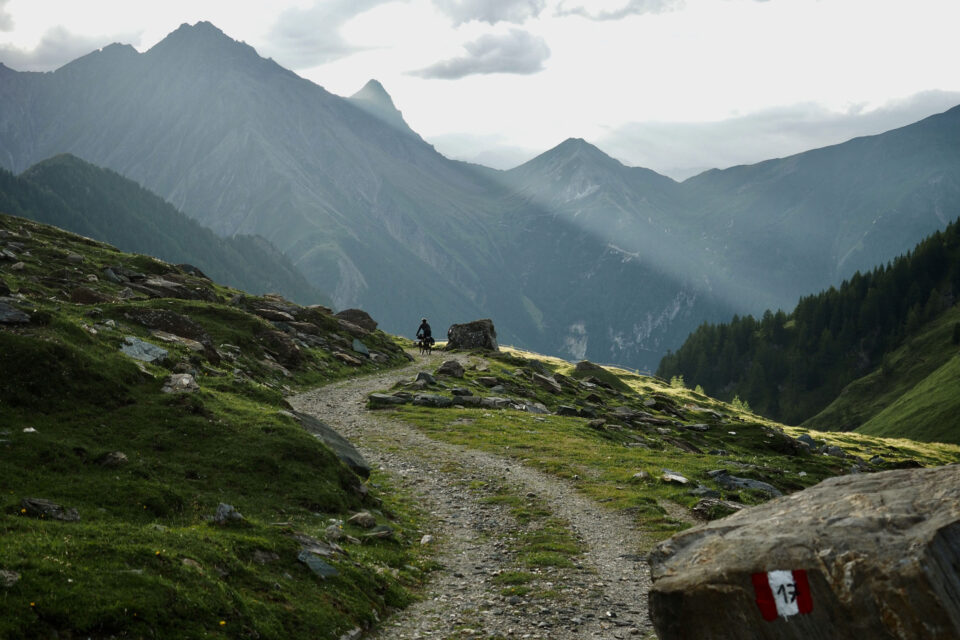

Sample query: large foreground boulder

[446,319,498,351]
[648,465,960,639]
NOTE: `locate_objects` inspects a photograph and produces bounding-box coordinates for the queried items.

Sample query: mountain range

[1,21,958,370]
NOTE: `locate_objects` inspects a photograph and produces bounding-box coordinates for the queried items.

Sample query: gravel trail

[291,353,655,639]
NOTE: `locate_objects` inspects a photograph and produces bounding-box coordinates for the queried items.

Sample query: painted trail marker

[751,570,813,621]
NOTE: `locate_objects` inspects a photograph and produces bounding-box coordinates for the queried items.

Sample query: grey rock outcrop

[709,469,783,497]
[0,301,30,324]
[367,393,410,408]
[161,373,199,393]
[21,498,80,522]
[288,411,371,479]
[648,464,960,640]
[120,336,168,363]
[446,319,498,351]
[334,309,377,332]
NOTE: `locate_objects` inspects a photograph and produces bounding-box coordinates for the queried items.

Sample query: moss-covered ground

[372,346,960,543]
[0,214,431,638]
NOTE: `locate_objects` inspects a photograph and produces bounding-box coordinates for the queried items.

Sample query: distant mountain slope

[683,106,960,311]
[658,216,960,440]
[2,21,960,372]
[0,154,325,303]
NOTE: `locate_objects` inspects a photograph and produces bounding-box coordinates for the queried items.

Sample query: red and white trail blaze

[751,570,814,621]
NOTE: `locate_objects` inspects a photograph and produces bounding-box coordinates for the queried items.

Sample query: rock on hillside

[446,319,498,351]
[648,464,960,639]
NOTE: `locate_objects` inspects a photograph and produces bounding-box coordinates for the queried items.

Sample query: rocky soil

[292,352,656,639]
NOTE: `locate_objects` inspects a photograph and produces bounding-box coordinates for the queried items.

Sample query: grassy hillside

[856,354,960,442]
[369,346,960,542]
[1,154,326,305]
[804,303,960,442]
[0,213,428,639]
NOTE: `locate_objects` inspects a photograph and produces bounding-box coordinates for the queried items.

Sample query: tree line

[657,216,960,425]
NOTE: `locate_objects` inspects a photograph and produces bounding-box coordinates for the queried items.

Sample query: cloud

[595,91,960,180]
[264,0,393,68]
[0,26,140,71]
[411,29,549,79]
[555,0,683,21]
[432,0,546,25]
[0,0,13,31]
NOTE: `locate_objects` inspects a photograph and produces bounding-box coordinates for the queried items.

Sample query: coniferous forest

[657,215,960,425]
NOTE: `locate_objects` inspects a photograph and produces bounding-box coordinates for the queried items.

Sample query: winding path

[291,353,655,639]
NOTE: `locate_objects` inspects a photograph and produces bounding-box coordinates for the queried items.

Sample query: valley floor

[292,352,655,639]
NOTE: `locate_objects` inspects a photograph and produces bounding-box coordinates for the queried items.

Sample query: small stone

[21,497,80,522]
[364,525,394,539]
[437,360,465,378]
[0,301,30,324]
[298,551,339,579]
[661,469,689,484]
[351,339,369,356]
[253,550,280,564]
[420,534,434,545]
[689,484,721,499]
[0,569,20,588]
[65,252,84,264]
[334,352,363,366]
[181,558,203,571]
[213,503,245,525]
[161,373,199,394]
[325,524,344,541]
[368,393,410,408]
[632,471,651,481]
[120,336,168,363]
[96,451,129,467]
[347,511,377,529]
[10,261,25,271]
[415,371,436,385]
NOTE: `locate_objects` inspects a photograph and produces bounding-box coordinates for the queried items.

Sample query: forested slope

[658,216,960,431]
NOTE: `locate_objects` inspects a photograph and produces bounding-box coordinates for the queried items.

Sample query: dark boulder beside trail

[334,308,378,332]
[647,464,960,639]
[446,319,498,351]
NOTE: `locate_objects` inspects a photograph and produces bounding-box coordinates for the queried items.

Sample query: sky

[1,0,959,179]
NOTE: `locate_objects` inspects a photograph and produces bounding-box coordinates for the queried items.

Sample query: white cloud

[596,91,960,180]
[410,28,549,78]
[0,25,139,71]
[0,0,13,32]
[264,0,396,68]
[433,0,546,25]
[555,0,682,20]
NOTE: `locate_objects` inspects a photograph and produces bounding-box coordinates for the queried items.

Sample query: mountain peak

[147,21,259,63]
[348,79,419,139]
[351,79,393,105]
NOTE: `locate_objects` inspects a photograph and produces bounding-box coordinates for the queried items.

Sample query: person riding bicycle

[416,318,433,345]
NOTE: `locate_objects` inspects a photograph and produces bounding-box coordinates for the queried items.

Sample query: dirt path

[291,352,655,639]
